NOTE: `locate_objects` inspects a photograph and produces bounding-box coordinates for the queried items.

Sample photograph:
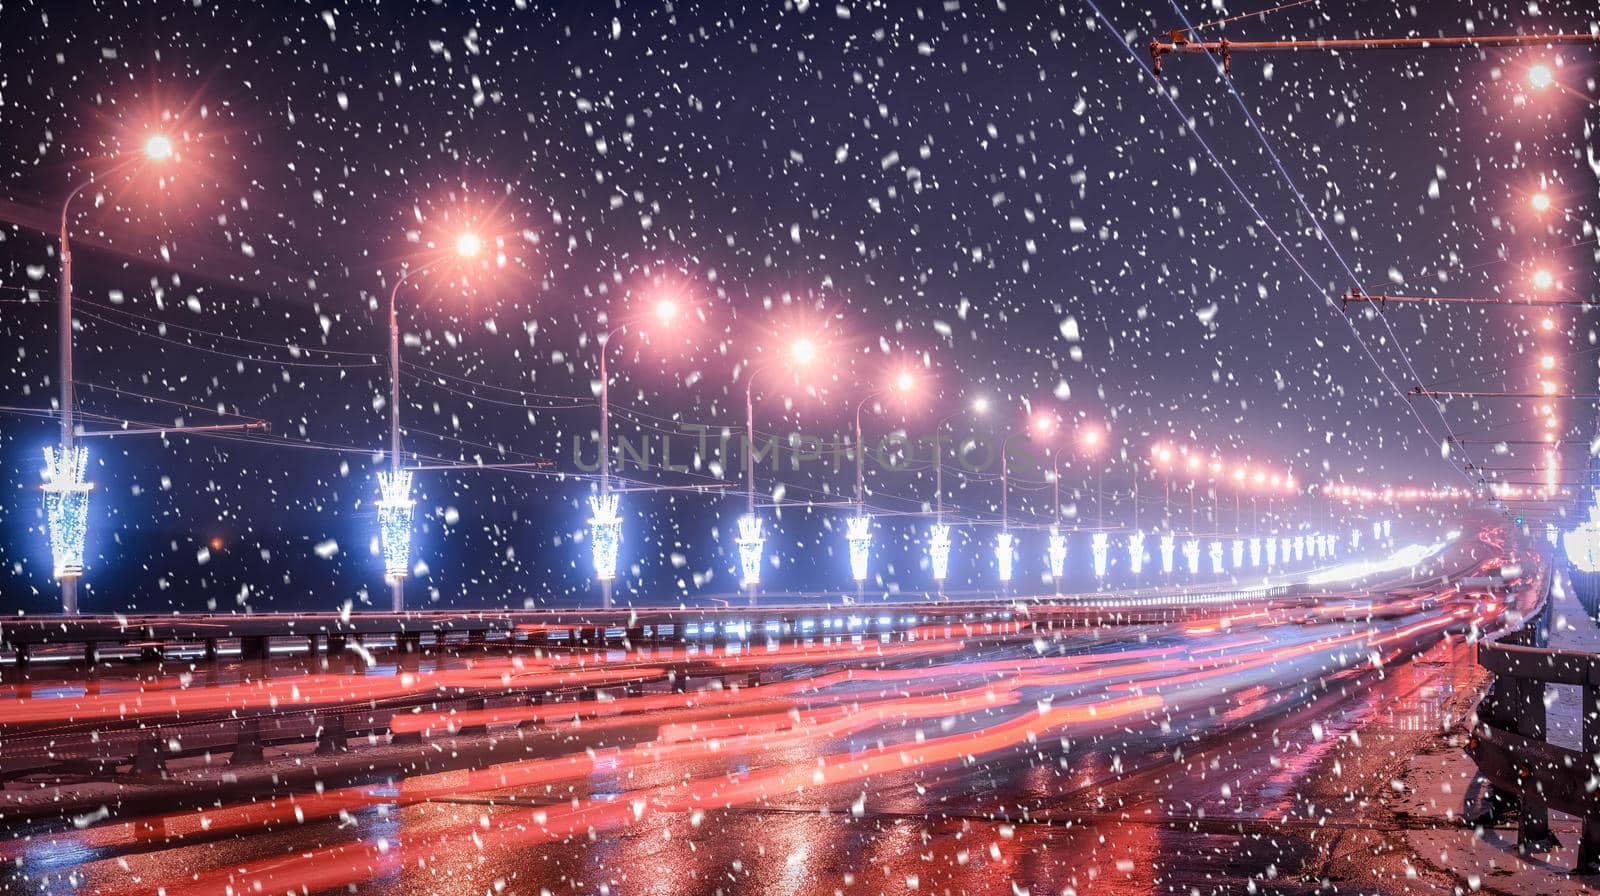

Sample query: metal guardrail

[1466,567,1600,873]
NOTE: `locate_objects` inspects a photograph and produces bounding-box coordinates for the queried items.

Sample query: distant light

[1542,317,1557,331]
[654,298,678,323]
[1541,354,1556,370]
[1531,192,1552,212]
[1528,64,1555,89]
[455,232,482,257]
[929,523,952,582]
[971,396,990,414]
[1533,269,1554,289]
[894,370,916,393]
[143,134,174,161]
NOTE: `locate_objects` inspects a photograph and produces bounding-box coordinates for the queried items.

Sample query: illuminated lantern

[1280,536,1292,564]
[1249,537,1262,568]
[1127,530,1145,575]
[1182,539,1201,575]
[1209,540,1225,574]
[1159,533,1176,574]
[375,469,416,581]
[1047,527,1068,581]
[1350,528,1361,551]
[736,514,765,585]
[588,493,623,581]
[930,523,953,583]
[1371,520,1382,541]
[41,446,92,579]
[1293,535,1306,563]
[846,515,872,582]
[1231,538,1244,569]
[1091,532,1110,579]
[1382,519,1392,540]
[1266,537,1279,567]
[996,531,1016,583]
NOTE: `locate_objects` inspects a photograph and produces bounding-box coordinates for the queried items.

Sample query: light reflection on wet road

[2,576,1510,896]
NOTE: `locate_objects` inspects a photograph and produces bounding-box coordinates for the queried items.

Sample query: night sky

[1,0,1595,613]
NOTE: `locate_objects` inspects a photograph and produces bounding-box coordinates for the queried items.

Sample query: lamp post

[739,337,819,604]
[590,299,683,609]
[850,369,916,602]
[380,232,482,613]
[929,397,986,593]
[48,133,175,614]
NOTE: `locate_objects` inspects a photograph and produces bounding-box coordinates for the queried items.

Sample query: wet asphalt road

[0,578,1506,896]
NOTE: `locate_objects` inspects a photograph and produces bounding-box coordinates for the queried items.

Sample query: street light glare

[654,299,678,323]
[790,338,817,366]
[455,232,482,257]
[143,134,174,161]
[971,396,989,414]
[1532,269,1554,289]
[1530,192,1552,212]
[1528,64,1554,89]
[894,370,915,393]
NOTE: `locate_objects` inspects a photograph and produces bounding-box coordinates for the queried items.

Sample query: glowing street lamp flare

[846,515,872,583]
[1091,532,1110,579]
[1159,534,1177,575]
[1127,530,1146,575]
[1528,63,1555,89]
[791,338,817,365]
[375,470,416,581]
[1531,192,1552,212]
[588,494,623,582]
[929,523,952,583]
[1533,269,1554,289]
[735,513,765,586]
[995,531,1016,583]
[143,134,174,161]
[41,446,92,580]
[455,232,483,257]
[1048,528,1068,581]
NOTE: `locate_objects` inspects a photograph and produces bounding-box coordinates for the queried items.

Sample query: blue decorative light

[1231,539,1244,569]
[996,531,1016,583]
[1280,536,1292,564]
[1182,539,1201,575]
[375,470,416,581]
[929,523,952,583]
[846,515,872,582]
[1266,536,1279,567]
[588,493,623,581]
[1159,534,1176,574]
[41,446,92,579]
[1091,532,1109,579]
[1248,537,1262,568]
[1127,531,1145,575]
[1371,520,1382,541]
[736,513,765,585]
[1047,528,1068,580]
[1293,535,1305,563]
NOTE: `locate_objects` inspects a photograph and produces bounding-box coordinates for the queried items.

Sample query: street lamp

[590,297,688,608]
[929,396,988,592]
[849,367,918,601]
[379,230,482,613]
[740,336,822,604]
[47,130,176,613]
[1528,63,1555,89]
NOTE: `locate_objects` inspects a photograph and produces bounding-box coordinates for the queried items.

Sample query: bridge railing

[1466,569,1600,872]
